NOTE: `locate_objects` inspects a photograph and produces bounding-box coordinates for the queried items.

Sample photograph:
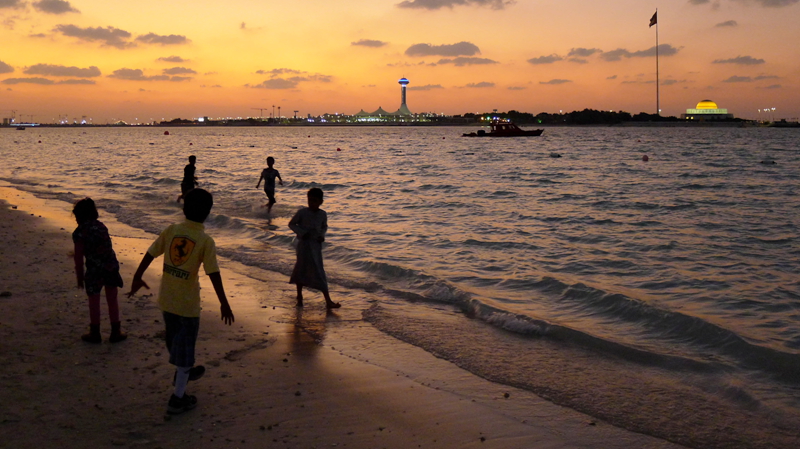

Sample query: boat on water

[16,126,26,130]
[462,120,543,137]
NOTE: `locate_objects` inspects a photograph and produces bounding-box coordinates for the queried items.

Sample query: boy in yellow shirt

[128,188,234,415]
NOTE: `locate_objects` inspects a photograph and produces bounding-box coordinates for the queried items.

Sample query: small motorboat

[463,120,543,137]
[16,126,26,130]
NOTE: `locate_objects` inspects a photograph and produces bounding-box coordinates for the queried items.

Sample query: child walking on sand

[176,155,198,202]
[127,188,234,415]
[289,188,340,309]
[255,156,283,214]
[72,198,127,343]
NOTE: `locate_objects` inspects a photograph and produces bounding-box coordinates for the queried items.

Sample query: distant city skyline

[1,0,799,123]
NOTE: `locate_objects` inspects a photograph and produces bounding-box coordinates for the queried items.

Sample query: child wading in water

[255,156,283,214]
[72,198,127,343]
[127,188,235,415]
[176,155,198,202]
[289,188,340,309]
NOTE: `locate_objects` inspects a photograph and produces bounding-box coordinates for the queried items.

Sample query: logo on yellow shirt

[170,236,196,267]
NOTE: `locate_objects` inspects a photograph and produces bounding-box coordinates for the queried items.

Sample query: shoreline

[0,184,684,448]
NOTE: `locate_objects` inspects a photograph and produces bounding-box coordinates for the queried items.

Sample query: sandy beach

[0,185,684,449]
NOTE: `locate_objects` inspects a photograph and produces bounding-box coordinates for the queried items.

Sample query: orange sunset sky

[1,0,799,123]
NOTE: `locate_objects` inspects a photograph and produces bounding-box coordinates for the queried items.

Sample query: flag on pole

[649,11,658,27]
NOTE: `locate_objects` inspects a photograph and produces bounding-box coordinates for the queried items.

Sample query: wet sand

[0,185,684,449]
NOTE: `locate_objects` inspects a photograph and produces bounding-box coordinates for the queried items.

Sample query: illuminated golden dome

[696,100,718,109]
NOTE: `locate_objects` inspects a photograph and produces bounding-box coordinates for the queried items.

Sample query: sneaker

[167,393,197,415]
[172,365,206,386]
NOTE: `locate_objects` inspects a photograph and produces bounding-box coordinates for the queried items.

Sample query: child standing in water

[289,188,340,309]
[255,156,283,214]
[128,188,234,415]
[72,198,127,343]
[177,155,198,202]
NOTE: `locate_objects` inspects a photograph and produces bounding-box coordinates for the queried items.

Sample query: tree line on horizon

[460,109,689,125]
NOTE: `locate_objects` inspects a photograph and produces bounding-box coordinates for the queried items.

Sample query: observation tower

[396,77,411,115]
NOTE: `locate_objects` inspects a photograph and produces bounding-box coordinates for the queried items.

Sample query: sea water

[2,125,799,447]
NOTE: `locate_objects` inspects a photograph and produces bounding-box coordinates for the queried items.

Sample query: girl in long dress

[288,188,340,309]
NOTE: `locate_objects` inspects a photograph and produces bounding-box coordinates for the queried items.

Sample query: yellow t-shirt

[147,220,220,317]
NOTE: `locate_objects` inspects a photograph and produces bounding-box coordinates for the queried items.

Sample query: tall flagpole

[651,9,659,116]
[649,10,659,115]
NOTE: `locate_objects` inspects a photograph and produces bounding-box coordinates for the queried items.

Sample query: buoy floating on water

[642,155,649,162]
[164,131,170,135]
[549,152,561,158]
[336,148,341,151]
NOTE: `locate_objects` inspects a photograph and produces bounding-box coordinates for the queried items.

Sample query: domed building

[681,100,734,121]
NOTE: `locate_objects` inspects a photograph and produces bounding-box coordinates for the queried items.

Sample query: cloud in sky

[692,0,798,6]
[762,84,782,89]
[53,24,133,49]
[465,81,494,88]
[721,74,778,83]
[24,63,100,77]
[396,0,513,10]
[715,20,738,27]
[568,48,601,57]
[527,54,563,65]
[59,79,95,84]
[0,76,88,86]
[250,70,332,89]
[406,41,480,57]
[507,86,526,90]
[0,0,25,9]
[257,68,303,76]
[568,58,588,64]
[33,0,80,14]
[540,79,572,85]
[607,75,618,80]
[157,56,187,63]
[736,0,799,6]
[2,77,55,84]
[108,68,170,81]
[163,67,197,75]
[251,78,299,89]
[0,60,13,73]
[135,33,189,45]
[660,79,687,86]
[723,75,753,82]
[351,39,387,47]
[712,55,765,65]
[600,44,680,61]
[408,84,443,91]
[436,57,497,66]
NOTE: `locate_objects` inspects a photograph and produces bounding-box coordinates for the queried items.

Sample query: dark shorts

[264,189,276,205]
[181,182,195,195]
[163,311,200,368]
[84,269,123,296]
